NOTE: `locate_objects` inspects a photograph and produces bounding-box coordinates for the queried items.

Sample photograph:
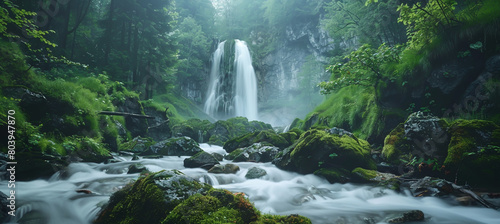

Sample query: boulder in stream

[95,170,312,224]
[245,167,267,179]
[184,151,220,170]
[141,136,202,156]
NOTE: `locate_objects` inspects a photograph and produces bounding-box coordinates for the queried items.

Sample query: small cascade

[204,39,258,121]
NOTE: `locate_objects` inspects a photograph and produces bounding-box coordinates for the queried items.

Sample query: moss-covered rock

[313,168,351,183]
[351,167,397,184]
[163,188,311,224]
[95,169,311,224]
[183,151,220,170]
[282,129,376,175]
[245,167,267,179]
[274,129,376,183]
[381,112,450,166]
[171,119,213,143]
[224,130,289,153]
[207,117,273,146]
[119,136,155,153]
[94,170,211,224]
[279,131,298,146]
[443,119,500,188]
[141,136,201,156]
[228,143,280,163]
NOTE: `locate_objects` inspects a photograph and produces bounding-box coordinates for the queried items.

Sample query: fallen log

[99,111,155,119]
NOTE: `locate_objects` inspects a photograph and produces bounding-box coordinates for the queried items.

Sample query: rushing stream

[2,144,500,224]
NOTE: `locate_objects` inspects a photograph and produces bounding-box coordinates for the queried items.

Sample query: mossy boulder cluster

[224,130,290,152]
[382,112,500,188]
[140,136,202,156]
[94,170,311,224]
[273,128,377,183]
[171,117,273,145]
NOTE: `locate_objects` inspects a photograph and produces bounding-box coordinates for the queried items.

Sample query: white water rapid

[204,40,258,121]
[2,144,500,224]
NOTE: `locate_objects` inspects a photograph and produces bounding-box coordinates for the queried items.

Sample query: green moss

[257,214,312,224]
[95,172,172,224]
[307,85,383,140]
[226,148,245,160]
[224,130,289,153]
[444,119,499,166]
[442,119,500,188]
[289,129,376,174]
[289,118,304,130]
[351,167,377,181]
[381,123,406,162]
[313,168,350,183]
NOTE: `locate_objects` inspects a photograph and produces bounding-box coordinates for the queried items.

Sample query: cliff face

[255,20,356,126]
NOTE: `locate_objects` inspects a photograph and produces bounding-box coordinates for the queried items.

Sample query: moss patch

[286,129,376,174]
[224,130,289,153]
[306,86,384,140]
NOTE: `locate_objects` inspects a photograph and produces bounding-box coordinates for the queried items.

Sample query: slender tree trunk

[103,0,116,65]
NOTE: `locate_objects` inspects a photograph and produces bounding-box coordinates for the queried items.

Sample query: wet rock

[119,136,155,153]
[184,151,220,170]
[127,163,148,174]
[0,191,9,223]
[141,136,202,156]
[387,210,424,223]
[94,170,211,224]
[405,176,455,197]
[104,158,121,164]
[143,104,171,141]
[223,130,290,153]
[245,167,267,179]
[351,167,397,183]
[443,119,500,188]
[326,127,354,137]
[229,143,279,163]
[132,155,140,160]
[382,112,450,163]
[207,164,240,174]
[211,152,224,161]
[274,129,376,175]
[313,168,351,184]
[142,155,163,159]
[114,96,148,138]
[15,152,68,181]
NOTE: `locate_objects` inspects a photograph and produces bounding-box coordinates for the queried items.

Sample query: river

[2,144,500,224]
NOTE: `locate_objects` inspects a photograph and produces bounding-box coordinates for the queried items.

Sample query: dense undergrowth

[0,40,200,162]
[304,0,500,143]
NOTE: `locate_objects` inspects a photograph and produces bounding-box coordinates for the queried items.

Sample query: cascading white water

[204,40,258,121]
[203,41,226,117]
[2,144,500,224]
[234,40,258,121]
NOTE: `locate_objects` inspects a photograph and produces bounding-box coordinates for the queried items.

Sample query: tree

[176,17,210,89]
[319,43,402,103]
[98,0,179,99]
[398,0,460,49]
[322,0,406,48]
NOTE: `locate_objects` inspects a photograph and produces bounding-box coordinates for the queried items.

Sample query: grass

[307,85,383,140]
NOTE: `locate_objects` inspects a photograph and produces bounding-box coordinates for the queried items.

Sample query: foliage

[319,43,402,101]
[0,0,56,48]
[322,0,406,47]
[309,85,383,140]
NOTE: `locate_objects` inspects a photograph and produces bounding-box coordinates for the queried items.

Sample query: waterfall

[204,40,258,121]
[234,40,258,120]
[203,41,226,118]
